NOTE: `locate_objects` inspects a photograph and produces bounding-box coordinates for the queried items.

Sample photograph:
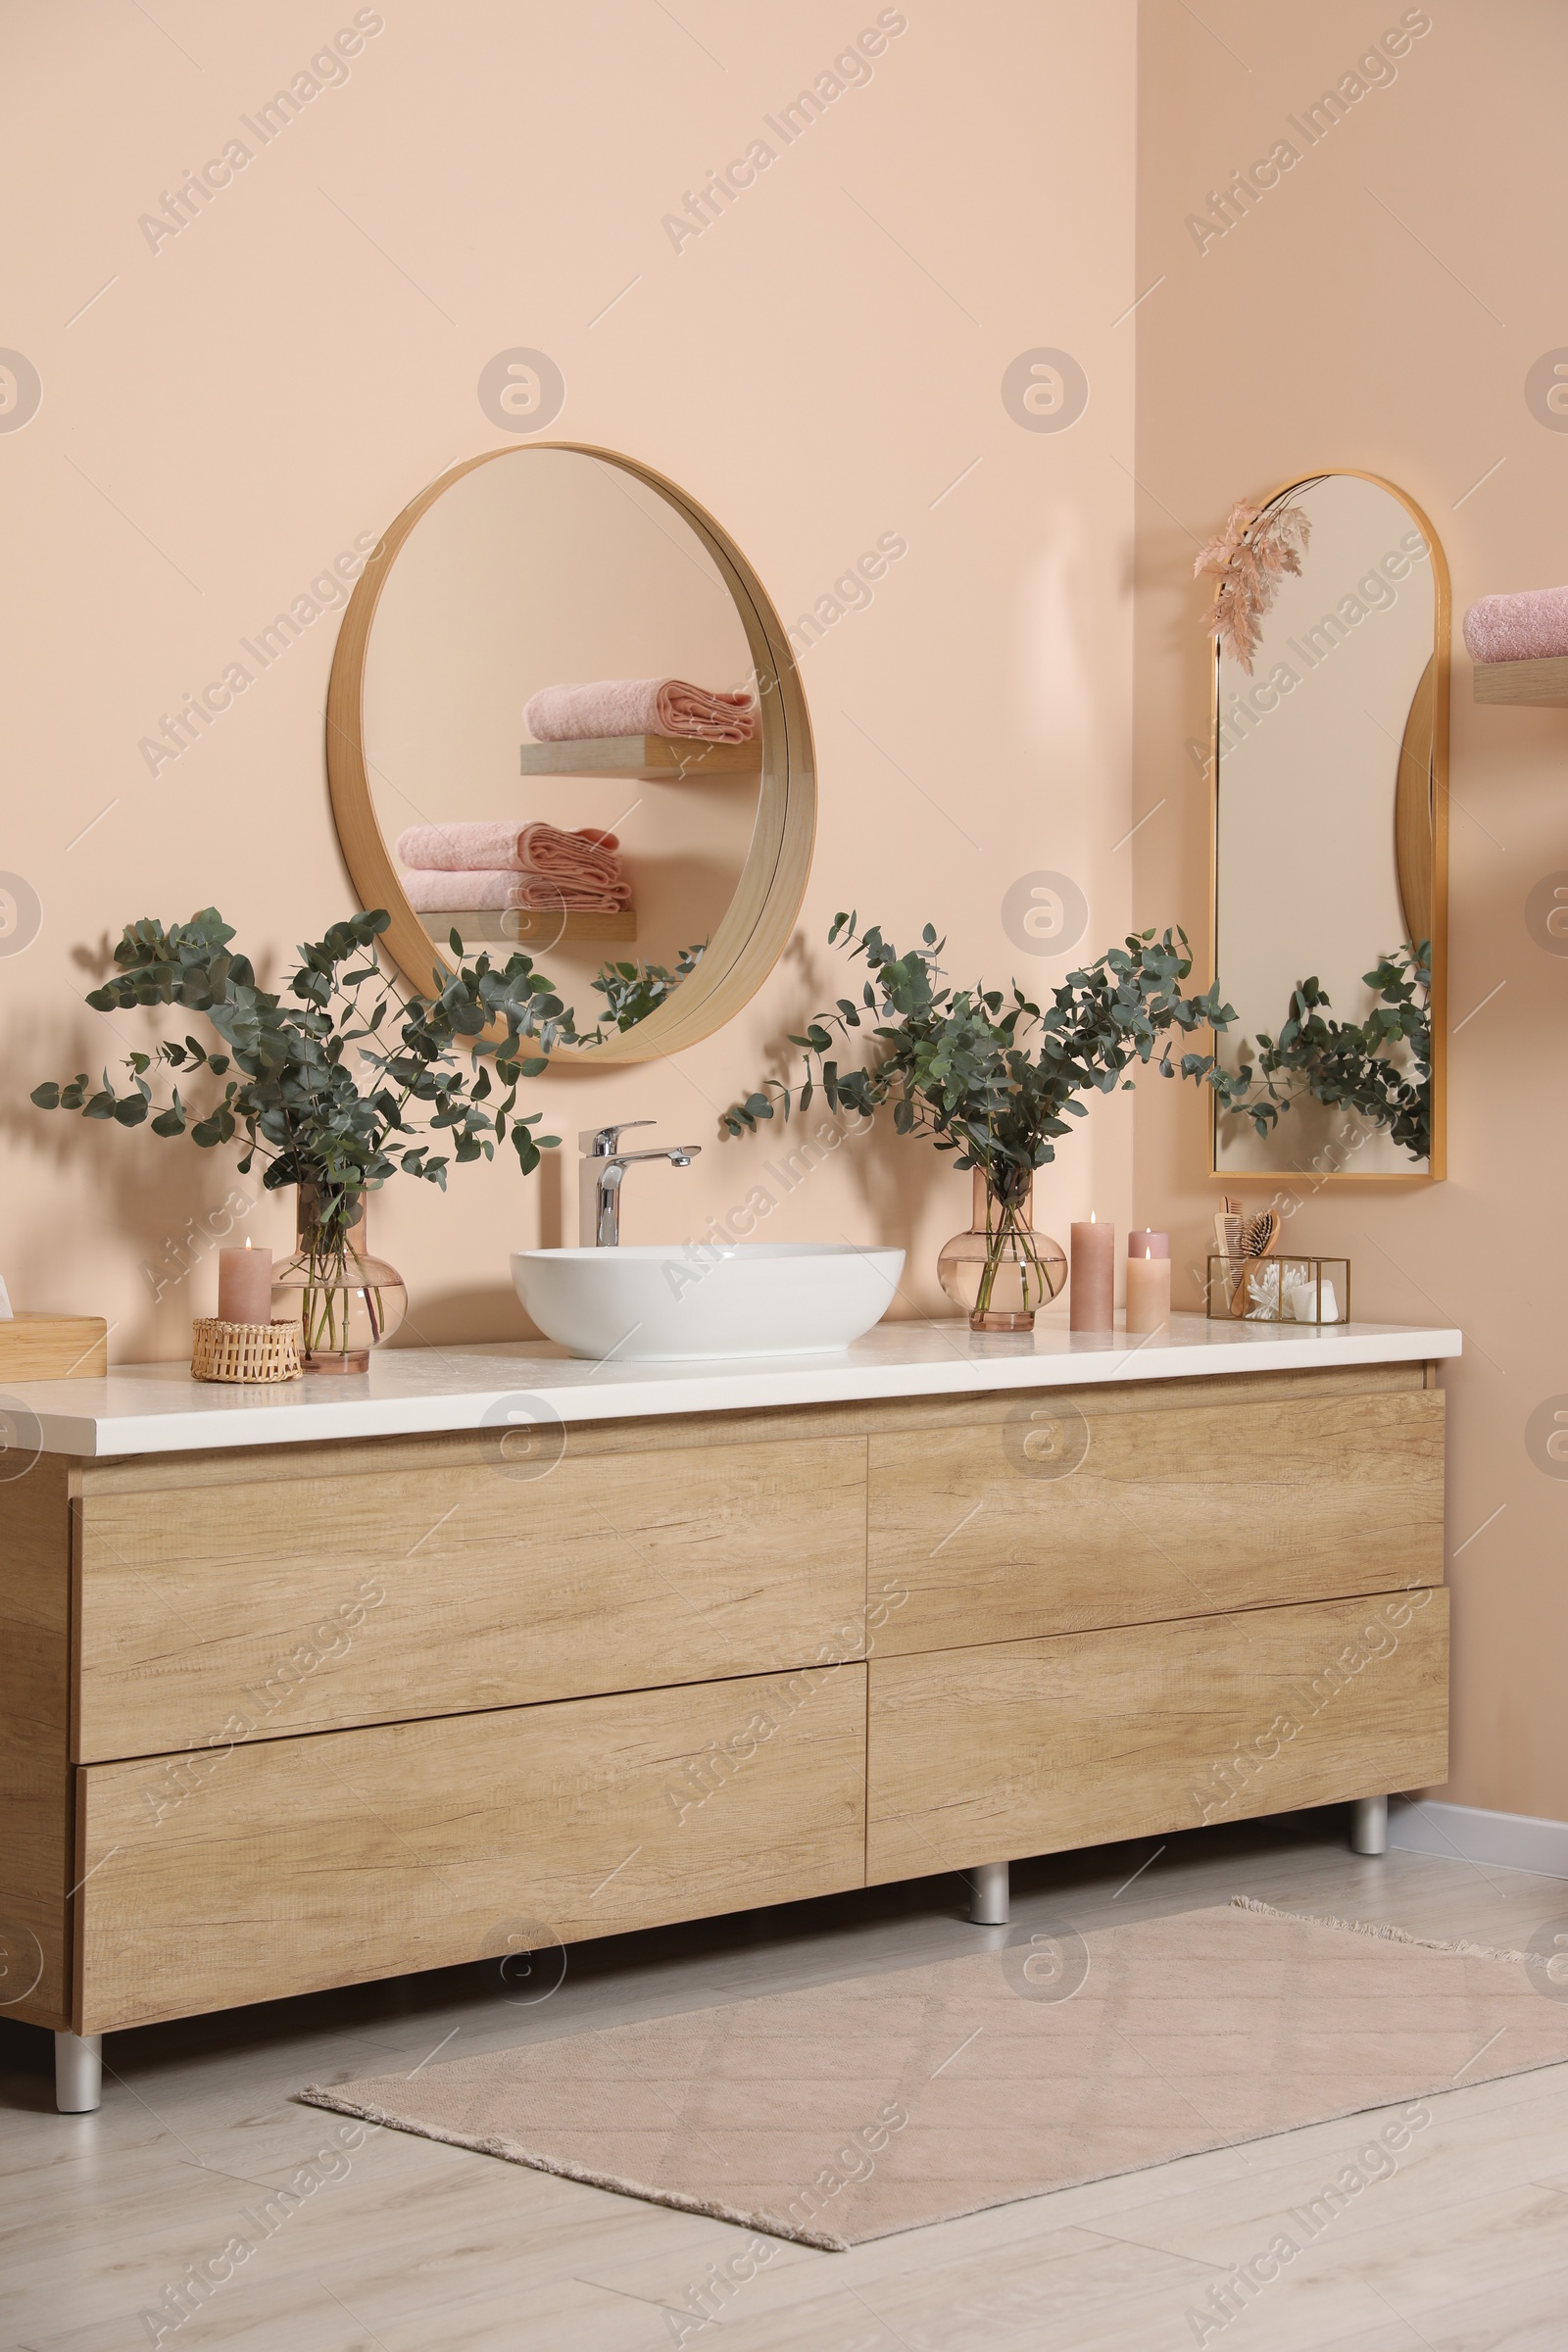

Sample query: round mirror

[326,444,814,1061]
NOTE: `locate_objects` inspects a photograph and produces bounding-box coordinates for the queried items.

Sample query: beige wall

[3,4,1137,1339]
[1132,0,1568,1817]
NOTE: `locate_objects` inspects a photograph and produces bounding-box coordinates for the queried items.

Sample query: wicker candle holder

[190,1317,303,1384]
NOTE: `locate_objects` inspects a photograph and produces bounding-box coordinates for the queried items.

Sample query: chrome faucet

[578,1122,701,1247]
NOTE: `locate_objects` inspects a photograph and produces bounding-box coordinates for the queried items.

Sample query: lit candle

[1069,1214,1115,1332]
[1125,1229,1171,1333]
[217,1238,271,1326]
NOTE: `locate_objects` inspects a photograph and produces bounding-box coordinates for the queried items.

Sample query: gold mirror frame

[1207,468,1449,1185]
[325,442,815,1065]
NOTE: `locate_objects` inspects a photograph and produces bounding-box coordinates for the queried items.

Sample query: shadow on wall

[392,1285,537,1349]
[701,927,963,1311]
[386,1153,564,1347]
[0,994,288,1342]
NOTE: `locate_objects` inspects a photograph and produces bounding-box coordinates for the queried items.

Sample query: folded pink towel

[397,821,530,873]
[395,822,633,905]
[400,867,519,912]
[524,677,756,744]
[1463,586,1568,663]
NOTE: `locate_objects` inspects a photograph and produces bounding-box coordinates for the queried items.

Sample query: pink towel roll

[524,677,757,744]
[1463,586,1568,663]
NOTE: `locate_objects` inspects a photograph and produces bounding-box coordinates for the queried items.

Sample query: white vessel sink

[512,1242,906,1362]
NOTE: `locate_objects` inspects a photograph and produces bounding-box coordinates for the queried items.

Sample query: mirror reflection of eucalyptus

[326,443,815,1065]
[1203,471,1448,1181]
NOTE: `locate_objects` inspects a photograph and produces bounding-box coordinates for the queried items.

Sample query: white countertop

[1,1314,1460,1458]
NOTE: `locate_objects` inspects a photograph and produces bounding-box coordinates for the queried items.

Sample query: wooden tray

[0,1313,108,1381]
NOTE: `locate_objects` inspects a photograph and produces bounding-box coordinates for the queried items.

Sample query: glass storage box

[1206,1254,1349,1325]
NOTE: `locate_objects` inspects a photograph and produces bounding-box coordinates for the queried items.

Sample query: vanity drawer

[866,1589,1447,1883]
[74,1435,867,1760]
[74,1661,866,2034]
[868,1385,1445,1653]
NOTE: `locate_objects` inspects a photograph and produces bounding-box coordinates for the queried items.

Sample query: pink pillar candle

[1068,1218,1115,1332]
[1125,1256,1172,1333]
[217,1241,272,1326]
[1125,1228,1170,1334]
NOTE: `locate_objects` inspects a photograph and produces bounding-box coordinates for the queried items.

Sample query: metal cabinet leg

[1350,1795,1389,1856]
[54,2032,102,2113]
[969,1860,1009,1925]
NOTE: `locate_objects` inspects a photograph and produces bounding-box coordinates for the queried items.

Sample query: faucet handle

[578,1121,655,1156]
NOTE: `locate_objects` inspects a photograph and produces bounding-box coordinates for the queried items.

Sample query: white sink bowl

[512,1242,906,1362]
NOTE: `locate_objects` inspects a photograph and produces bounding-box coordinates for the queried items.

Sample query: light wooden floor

[6,1811,1568,2350]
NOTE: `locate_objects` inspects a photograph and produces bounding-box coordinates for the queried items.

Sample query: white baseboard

[1389,1797,1568,1882]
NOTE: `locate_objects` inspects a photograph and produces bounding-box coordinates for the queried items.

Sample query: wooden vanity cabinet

[0,1361,1446,2038]
[76,1666,869,2034]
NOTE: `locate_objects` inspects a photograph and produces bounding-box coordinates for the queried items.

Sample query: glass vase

[937,1167,1066,1333]
[270,1184,408,1373]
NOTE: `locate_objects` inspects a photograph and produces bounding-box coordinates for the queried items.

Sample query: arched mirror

[326,444,814,1062]
[1209,470,1448,1181]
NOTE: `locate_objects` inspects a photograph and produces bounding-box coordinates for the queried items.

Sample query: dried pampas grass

[1194,497,1312,673]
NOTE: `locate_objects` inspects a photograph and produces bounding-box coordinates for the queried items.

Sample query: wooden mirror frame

[1207,468,1449,1185]
[325,443,815,1065]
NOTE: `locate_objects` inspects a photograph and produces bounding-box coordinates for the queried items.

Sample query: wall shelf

[1473,655,1568,707]
[422,909,637,947]
[518,734,760,781]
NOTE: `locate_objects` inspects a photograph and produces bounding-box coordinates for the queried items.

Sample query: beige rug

[299,1900,1568,2249]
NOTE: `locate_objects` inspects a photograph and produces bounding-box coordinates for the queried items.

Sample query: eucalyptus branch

[1223,941,1431,1161]
[724,911,1250,1193]
[31,906,568,1212]
[587,943,707,1037]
